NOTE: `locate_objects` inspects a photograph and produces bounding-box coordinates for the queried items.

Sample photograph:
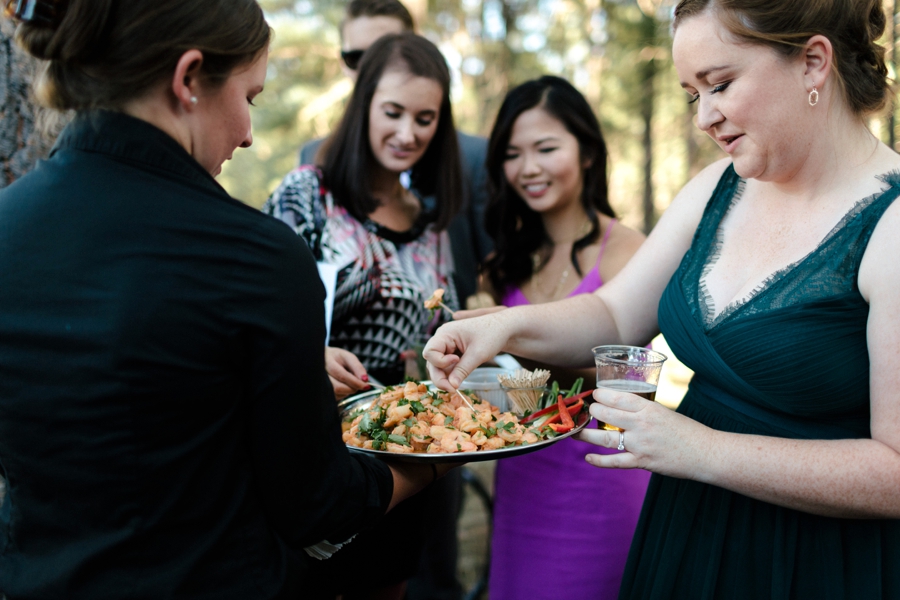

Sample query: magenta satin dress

[489,221,651,600]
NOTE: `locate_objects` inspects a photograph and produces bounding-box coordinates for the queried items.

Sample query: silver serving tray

[338,383,591,464]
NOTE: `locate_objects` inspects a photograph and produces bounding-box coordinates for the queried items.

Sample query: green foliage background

[220,0,899,232]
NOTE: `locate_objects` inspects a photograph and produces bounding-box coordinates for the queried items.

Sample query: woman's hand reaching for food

[575,387,715,480]
[424,312,511,391]
[325,346,372,400]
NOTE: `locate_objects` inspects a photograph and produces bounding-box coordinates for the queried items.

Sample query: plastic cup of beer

[591,345,667,431]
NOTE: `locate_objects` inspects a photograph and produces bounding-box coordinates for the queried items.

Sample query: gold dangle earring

[808,87,819,107]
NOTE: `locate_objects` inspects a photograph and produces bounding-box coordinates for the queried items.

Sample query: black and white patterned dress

[264,166,458,383]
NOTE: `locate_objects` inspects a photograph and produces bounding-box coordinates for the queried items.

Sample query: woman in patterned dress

[266,32,461,397]
[264,32,463,600]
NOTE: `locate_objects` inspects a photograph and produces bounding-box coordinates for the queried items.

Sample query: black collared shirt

[0,111,392,599]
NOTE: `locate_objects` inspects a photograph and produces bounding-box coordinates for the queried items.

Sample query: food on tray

[519,387,593,433]
[341,380,585,454]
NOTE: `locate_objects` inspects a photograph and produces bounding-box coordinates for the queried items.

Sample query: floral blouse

[264,166,458,382]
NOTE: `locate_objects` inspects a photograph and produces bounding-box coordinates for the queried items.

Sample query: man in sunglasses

[338,1,412,74]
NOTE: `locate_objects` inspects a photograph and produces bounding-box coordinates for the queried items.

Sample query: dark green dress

[620,165,900,599]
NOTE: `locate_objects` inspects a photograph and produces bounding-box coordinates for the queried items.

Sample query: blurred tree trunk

[638,15,658,234]
[496,0,516,113]
[639,56,655,233]
[1,17,62,189]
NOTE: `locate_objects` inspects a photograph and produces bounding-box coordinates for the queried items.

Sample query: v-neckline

[698,174,897,330]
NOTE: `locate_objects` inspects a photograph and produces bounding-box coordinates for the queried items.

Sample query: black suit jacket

[0,111,392,599]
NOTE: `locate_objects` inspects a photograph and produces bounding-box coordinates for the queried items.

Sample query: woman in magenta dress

[476,76,650,600]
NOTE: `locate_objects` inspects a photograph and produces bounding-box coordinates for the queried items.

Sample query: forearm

[428,283,657,391]
[697,430,900,518]
[586,387,900,520]
[502,294,633,369]
[386,463,455,511]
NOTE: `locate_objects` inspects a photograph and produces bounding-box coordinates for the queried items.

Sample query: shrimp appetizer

[341,381,570,455]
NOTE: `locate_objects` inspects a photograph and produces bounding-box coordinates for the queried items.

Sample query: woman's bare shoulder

[677,158,732,209]
[859,177,900,303]
[599,219,645,281]
[606,220,645,256]
[598,159,733,283]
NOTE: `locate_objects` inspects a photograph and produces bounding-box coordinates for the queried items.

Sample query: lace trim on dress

[698,170,900,330]
[697,176,746,326]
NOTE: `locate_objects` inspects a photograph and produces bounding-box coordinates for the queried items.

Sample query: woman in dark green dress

[423,0,900,598]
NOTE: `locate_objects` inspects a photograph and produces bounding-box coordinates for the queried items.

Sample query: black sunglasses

[340,49,365,71]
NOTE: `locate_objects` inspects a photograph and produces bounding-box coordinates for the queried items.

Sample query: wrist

[485,310,516,354]
[690,425,725,485]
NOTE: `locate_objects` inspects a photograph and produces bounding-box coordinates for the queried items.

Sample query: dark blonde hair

[13,0,271,110]
[673,0,890,116]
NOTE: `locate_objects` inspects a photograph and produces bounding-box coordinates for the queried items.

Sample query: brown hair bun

[11,0,270,111]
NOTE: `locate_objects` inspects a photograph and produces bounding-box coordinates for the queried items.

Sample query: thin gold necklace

[531,255,570,300]
[529,219,593,301]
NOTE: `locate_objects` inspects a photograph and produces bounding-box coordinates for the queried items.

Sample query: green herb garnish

[388,434,411,446]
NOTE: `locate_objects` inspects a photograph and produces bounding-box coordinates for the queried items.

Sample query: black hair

[482,75,614,299]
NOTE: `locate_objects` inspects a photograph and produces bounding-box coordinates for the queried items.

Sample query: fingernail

[360,374,369,382]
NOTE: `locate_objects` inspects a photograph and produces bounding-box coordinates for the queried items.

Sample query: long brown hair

[321,32,462,232]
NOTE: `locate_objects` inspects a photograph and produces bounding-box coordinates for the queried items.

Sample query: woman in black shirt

[0,2,442,598]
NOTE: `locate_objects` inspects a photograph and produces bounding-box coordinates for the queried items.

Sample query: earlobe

[171,49,205,110]
[582,152,594,170]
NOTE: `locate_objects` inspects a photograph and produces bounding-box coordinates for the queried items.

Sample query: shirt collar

[51,110,225,194]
